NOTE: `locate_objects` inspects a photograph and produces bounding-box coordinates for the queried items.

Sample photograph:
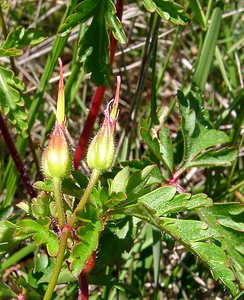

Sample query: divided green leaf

[112,198,240,295]
[177,89,236,171]
[199,203,244,293]
[60,0,125,85]
[0,66,28,137]
[95,217,135,272]
[60,0,125,43]
[33,179,53,192]
[31,193,52,220]
[114,186,212,217]
[160,217,237,294]
[78,1,110,86]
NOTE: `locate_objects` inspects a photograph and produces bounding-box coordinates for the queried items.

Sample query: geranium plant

[0,1,243,299]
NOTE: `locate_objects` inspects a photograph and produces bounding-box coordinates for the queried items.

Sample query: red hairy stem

[73,0,124,169]
[78,252,96,300]
[78,272,88,300]
[0,113,37,198]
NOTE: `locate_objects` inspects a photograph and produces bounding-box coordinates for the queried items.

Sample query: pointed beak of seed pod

[56,58,65,127]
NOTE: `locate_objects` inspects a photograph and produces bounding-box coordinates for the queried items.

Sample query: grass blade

[193,1,223,89]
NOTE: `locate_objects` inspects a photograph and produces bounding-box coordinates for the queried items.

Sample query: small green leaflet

[143,0,190,25]
[110,164,163,202]
[113,185,212,217]
[0,220,22,259]
[34,177,83,198]
[141,124,174,176]
[15,217,59,256]
[183,147,236,169]
[110,166,130,194]
[139,188,212,216]
[105,0,126,44]
[69,219,102,276]
[59,0,101,35]
[0,26,45,57]
[2,26,45,50]
[0,48,22,57]
[138,185,176,215]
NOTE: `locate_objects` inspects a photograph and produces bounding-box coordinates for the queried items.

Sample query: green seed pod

[42,123,72,179]
[87,121,115,171]
[87,76,121,172]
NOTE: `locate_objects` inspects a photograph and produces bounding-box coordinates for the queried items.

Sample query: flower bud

[42,123,72,179]
[87,76,121,171]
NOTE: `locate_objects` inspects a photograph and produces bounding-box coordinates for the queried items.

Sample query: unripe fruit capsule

[42,123,72,179]
[87,76,121,171]
[42,58,72,179]
[87,121,115,171]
